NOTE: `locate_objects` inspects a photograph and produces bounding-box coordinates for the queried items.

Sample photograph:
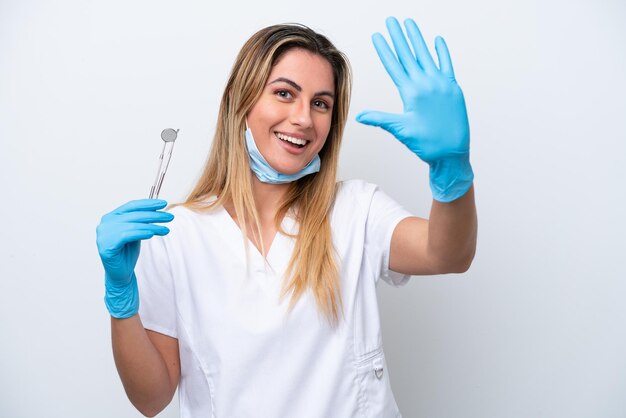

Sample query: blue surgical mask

[245,126,321,184]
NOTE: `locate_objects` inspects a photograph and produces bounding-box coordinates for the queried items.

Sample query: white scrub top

[136,179,412,418]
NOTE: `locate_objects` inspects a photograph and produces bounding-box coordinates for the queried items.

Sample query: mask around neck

[245,126,321,184]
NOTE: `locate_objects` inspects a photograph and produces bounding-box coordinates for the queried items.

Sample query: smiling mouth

[275,132,309,148]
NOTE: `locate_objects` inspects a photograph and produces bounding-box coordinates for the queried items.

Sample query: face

[246,48,335,175]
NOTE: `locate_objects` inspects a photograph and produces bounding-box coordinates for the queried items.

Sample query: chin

[268,160,307,176]
[275,166,303,176]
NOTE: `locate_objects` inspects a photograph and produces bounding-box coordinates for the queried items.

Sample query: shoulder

[331,179,382,222]
[167,204,200,226]
[167,196,219,218]
[165,199,221,234]
[334,179,412,225]
[334,179,379,204]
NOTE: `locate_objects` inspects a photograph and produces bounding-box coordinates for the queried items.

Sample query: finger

[98,224,170,254]
[111,199,168,215]
[403,19,438,74]
[434,36,456,79]
[371,33,410,87]
[114,210,175,224]
[356,110,403,132]
[114,224,171,248]
[384,16,421,76]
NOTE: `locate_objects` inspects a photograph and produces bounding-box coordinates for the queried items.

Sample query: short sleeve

[364,186,413,287]
[135,234,178,338]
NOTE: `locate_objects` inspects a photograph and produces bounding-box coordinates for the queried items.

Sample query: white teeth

[276,133,307,146]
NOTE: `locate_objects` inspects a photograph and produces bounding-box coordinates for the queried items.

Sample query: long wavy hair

[181,24,352,327]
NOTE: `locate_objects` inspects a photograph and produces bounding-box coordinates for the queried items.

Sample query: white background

[1,0,625,417]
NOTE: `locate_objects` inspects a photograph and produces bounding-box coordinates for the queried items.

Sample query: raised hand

[357,17,474,202]
[96,199,174,318]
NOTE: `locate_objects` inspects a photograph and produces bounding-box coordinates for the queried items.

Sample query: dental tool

[149,128,179,199]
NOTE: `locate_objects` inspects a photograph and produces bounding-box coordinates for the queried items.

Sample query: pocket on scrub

[355,348,402,417]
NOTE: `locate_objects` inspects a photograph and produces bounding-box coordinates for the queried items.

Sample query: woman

[96,16,477,417]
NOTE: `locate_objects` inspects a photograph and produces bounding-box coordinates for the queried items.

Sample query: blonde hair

[181,24,352,327]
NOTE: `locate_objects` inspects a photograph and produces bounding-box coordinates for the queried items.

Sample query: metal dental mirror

[149,128,179,199]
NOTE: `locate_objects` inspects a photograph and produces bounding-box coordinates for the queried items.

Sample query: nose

[289,100,313,128]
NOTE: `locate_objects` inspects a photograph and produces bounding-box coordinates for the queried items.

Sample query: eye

[313,99,331,111]
[275,90,293,100]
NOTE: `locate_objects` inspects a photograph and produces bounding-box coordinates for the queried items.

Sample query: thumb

[356,111,403,134]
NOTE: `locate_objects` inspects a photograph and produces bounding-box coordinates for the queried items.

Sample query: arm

[358,17,477,275]
[111,316,180,417]
[390,185,477,275]
[96,199,179,416]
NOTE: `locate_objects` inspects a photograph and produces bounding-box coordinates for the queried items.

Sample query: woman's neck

[249,175,291,222]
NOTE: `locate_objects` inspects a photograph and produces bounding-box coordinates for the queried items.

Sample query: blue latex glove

[96,199,174,318]
[356,17,474,202]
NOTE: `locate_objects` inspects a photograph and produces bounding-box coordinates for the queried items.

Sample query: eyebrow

[268,77,335,99]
